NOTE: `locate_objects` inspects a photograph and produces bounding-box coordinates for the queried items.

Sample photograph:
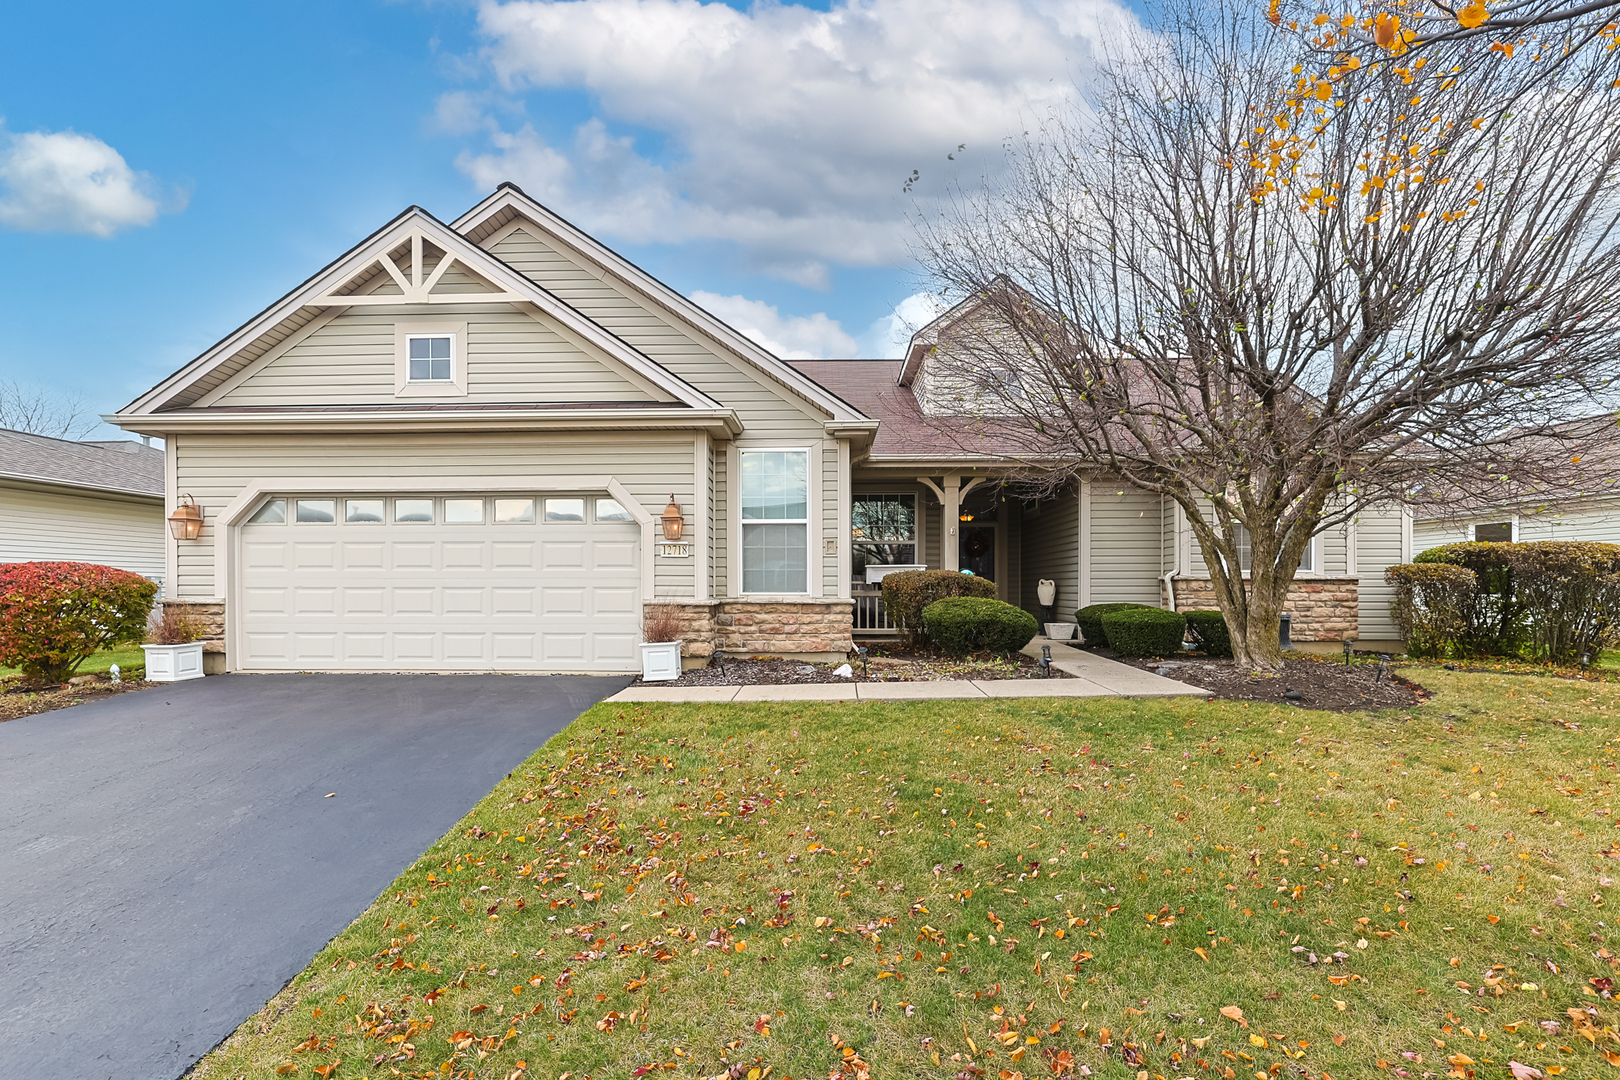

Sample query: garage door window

[596,498,632,522]
[741,449,809,594]
[444,498,484,524]
[545,498,585,522]
[394,499,433,523]
[296,499,335,523]
[248,499,285,524]
[495,498,535,523]
[346,499,383,523]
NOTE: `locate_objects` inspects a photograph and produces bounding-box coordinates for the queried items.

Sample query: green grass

[0,643,146,680]
[196,669,1620,1080]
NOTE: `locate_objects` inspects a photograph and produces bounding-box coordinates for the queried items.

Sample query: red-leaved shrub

[0,562,158,683]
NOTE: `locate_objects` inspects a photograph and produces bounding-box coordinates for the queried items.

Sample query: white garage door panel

[239,498,641,672]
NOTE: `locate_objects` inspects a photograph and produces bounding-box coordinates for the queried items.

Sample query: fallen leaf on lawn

[1508,1064,1543,1080]
[1220,1006,1248,1028]
[313,1064,340,1079]
[275,1066,296,1077]
[1332,1035,1346,1047]
[1605,1049,1620,1067]
[1248,1035,1268,1048]
[1194,947,1210,962]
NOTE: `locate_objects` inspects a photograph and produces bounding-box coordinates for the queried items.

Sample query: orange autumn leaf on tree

[1457,0,1489,28]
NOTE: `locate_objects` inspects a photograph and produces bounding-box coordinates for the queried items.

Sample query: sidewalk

[602,637,1205,703]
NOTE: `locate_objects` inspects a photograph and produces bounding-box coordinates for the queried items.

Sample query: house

[0,427,166,589]
[108,185,1408,675]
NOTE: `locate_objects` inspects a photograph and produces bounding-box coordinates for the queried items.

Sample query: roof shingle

[0,428,164,498]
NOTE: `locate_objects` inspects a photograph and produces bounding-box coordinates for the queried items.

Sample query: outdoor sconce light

[958,511,974,522]
[168,495,204,541]
[661,496,684,541]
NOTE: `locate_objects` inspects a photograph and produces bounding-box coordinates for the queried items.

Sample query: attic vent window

[408,335,453,381]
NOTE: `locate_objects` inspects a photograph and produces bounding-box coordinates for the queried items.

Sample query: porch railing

[851,583,902,636]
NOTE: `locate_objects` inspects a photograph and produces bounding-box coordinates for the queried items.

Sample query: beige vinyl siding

[1182,500,1352,578]
[821,443,840,596]
[1089,485,1164,605]
[171,432,695,598]
[922,496,942,569]
[1019,488,1080,622]
[1004,502,1021,608]
[711,445,727,596]
[212,304,661,407]
[487,228,831,442]
[1354,505,1407,640]
[0,484,165,583]
[1415,499,1620,551]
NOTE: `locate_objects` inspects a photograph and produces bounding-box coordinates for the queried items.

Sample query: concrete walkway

[603,637,1204,703]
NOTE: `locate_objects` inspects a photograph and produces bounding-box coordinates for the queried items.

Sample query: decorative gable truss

[307,229,528,308]
[114,206,735,431]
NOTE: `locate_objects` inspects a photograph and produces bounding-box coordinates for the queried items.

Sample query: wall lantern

[958,512,975,522]
[168,495,204,541]
[661,495,685,541]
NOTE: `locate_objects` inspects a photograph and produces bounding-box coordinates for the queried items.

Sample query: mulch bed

[634,651,1069,687]
[1104,650,1427,711]
[0,677,154,722]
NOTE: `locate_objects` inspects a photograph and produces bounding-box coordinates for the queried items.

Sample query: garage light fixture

[168,495,204,541]
[661,496,685,541]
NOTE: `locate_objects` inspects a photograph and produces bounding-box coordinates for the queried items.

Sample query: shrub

[1414,541,1522,654]
[0,562,158,683]
[921,597,1039,655]
[1074,602,1157,647]
[1501,542,1620,663]
[1184,609,1233,657]
[1385,563,1478,658]
[1100,607,1187,657]
[148,606,204,645]
[641,603,684,644]
[881,570,997,644]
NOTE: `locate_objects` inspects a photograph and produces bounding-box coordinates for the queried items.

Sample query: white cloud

[0,127,180,237]
[689,290,859,359]
[453,0,1134,284]
[859,291,950,358]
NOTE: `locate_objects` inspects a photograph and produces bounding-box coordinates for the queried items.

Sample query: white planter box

[639,640,683,682]
[1044,623,1076,641]
[142,642,206,683]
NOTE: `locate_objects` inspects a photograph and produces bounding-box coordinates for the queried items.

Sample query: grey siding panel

[172,432,695,598]
[214,306,657,407]
[1089,486,1164,605]
[822,444,839,596]
[0,485,165,582]
[1004,502,1021,608]
[712,445,727,595]
[1354,506,1407,640]
[486,228,830,441]
[1019,489,1079,621]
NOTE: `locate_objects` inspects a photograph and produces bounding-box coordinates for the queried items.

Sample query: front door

[960,526,996,582]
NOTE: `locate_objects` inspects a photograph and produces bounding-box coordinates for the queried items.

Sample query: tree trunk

[1228,576,1289,671]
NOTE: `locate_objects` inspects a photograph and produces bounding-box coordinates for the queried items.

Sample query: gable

[120,208,724,419]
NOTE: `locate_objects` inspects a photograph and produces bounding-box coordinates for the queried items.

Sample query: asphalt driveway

[0,672,628,1080]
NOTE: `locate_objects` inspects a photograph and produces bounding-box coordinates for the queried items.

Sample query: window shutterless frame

[738,448,812,595]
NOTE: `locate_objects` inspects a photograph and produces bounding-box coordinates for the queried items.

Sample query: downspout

[1162,570,1178,612]
[1161,494,1178,611]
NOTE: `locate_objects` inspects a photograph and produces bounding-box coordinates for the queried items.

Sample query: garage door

[237,494,641,672]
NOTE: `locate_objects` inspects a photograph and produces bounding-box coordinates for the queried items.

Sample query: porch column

[919,475,963,571]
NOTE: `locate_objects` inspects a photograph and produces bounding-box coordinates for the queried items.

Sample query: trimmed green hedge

[1100,607,1187,658]
[1074,602,1157,647]
[921,597,1039,655]
[880,569,997,644]
[1184,609,1233,657]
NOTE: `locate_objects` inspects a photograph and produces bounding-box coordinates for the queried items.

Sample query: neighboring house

[1415,497,1620,552]
[0,427,166,589]
[109,185,1406,675]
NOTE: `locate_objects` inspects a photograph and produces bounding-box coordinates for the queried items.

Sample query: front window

[407,335,452,381]
[1232,524,1312,573]
[1475,521,1513,543]
[852,494,916,576]
[742,450,809,593]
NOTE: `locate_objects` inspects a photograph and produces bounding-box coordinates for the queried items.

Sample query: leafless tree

[0,380,97,440]
[912,0,1620,669]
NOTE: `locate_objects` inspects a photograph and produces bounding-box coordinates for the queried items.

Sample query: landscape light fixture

[661,496,684,541]
[855,644,869,676]
[167,495,204,541]
[1040,644,1052,678]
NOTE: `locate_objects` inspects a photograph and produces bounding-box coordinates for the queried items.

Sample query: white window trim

[735,445,815,597]
[394,320,468,398]
[1228,523,1322,578]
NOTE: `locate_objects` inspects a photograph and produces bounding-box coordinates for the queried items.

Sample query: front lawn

[0,643,146,681]
[197,668,1620,1080]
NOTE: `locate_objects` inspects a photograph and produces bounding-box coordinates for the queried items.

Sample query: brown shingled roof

[787,359,1032,459]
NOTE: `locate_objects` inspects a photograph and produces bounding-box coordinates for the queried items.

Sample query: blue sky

[0,0,1130,437]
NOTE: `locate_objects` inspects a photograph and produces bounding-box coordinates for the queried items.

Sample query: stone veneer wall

[646,598,853,662]
[161,599,226,653]
[1166,578,1358,642]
